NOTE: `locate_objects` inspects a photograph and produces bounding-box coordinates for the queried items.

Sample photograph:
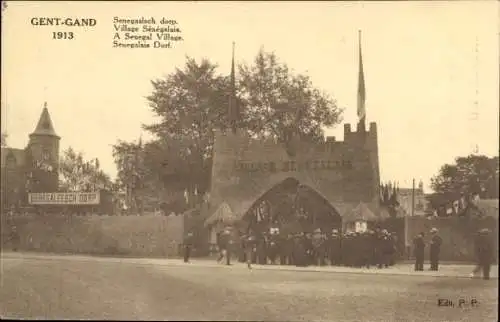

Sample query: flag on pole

[357,30,366,127]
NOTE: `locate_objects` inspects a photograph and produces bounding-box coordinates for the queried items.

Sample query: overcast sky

[2,1,498,191]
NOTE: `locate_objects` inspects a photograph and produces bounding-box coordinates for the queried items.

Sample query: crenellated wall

[209,122,381,219]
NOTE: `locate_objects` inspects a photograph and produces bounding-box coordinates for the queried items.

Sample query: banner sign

[28,192,100,205]
[234,159,353,173]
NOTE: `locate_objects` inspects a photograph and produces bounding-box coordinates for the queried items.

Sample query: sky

[1,1,499,192]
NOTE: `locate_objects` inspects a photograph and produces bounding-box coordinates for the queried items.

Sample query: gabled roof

[204,201,236,227]
[476,199,499,218]
[343,202,378,223]
[0,147,25,168]
[30,104,59,138]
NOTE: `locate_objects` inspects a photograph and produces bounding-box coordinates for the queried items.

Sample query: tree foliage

[239,49,343,142]
[59,147,113,192]
[1,132,7,147]
[379,182,400,217]
[430,155,499,204]
[112,50,344,213]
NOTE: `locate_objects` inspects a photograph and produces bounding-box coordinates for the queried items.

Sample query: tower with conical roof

[26,102,60,192]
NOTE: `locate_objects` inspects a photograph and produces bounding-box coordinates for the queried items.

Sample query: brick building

[1,103,60,211]
[397,181,430,217]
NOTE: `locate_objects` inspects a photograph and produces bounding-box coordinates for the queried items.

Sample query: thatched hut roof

[476,199,499,218]
[204,202,238,227]
[343,202,378,223]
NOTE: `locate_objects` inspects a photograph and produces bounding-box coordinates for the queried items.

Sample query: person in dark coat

[278,233,287,265]
[10,225,20,252]
[284,234,295,265]
[471,228,494,280]
[342,232,354,266]
[183,232,194,263]
[293,233,307,267]
[267,230,279,265]
[376,230,388,269]
[217,228,232,265]
[239,233,247,263]
[327,229,341,266]
[381,230,395,268]
[429,228,442,271]
[216,231,224,263]
[257,233,268,264]
[389,232,398,266]
[413,232,425,271]
[312,229,326,266]
[362,230,376,268]
[304,233,314,266]
[245,233,258,269]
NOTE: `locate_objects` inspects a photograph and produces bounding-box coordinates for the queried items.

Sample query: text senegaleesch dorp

[28,192,100,205]
[234,159,353,173]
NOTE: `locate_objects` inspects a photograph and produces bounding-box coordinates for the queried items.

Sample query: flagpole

[357,29,366,132]
[230,41,237,134]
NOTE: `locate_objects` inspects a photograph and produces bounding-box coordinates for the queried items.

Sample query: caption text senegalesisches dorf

[113,16,184,49]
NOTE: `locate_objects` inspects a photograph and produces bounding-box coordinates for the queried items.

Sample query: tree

[1,132,7,147]
[59,147,113,192]
[114,51,345,213]
[430,155,499,201]
[380,181,400,217]
[143,57,228,194]
[111,139,147,213]
[238,48,343,142]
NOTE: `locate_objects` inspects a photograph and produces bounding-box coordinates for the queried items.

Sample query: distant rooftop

[30,102,59,138]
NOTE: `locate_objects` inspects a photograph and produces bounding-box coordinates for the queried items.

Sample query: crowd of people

[182,225,495,280]
[211,227,400,269]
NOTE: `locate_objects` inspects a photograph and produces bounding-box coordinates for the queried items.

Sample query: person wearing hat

[217,228,232,265]
[328,229,341,266]
[291,233,305,266]
[183,231,194,263]
[413,232,425,271]
[10,224,20,252]
[244,232,258,269]
[429,228,442,271]
[267,229,280,265]
[471,228,493,280]
[312,228,326,266]
[239,233,248,263]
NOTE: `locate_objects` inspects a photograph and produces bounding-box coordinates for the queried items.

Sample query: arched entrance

[241,177,342,235]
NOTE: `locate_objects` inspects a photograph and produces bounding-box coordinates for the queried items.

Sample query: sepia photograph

[1,1,498,321]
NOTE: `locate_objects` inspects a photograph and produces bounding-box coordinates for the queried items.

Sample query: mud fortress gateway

[208,122,381,221]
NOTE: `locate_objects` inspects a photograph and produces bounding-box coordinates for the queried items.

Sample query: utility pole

[405,179,415,259]
[411,178,415,218]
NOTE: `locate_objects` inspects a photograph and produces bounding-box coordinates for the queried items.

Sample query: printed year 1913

[53,31,74,40]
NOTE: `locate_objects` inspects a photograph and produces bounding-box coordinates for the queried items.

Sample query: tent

[343,202,378,223]
[204,202,238,227]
